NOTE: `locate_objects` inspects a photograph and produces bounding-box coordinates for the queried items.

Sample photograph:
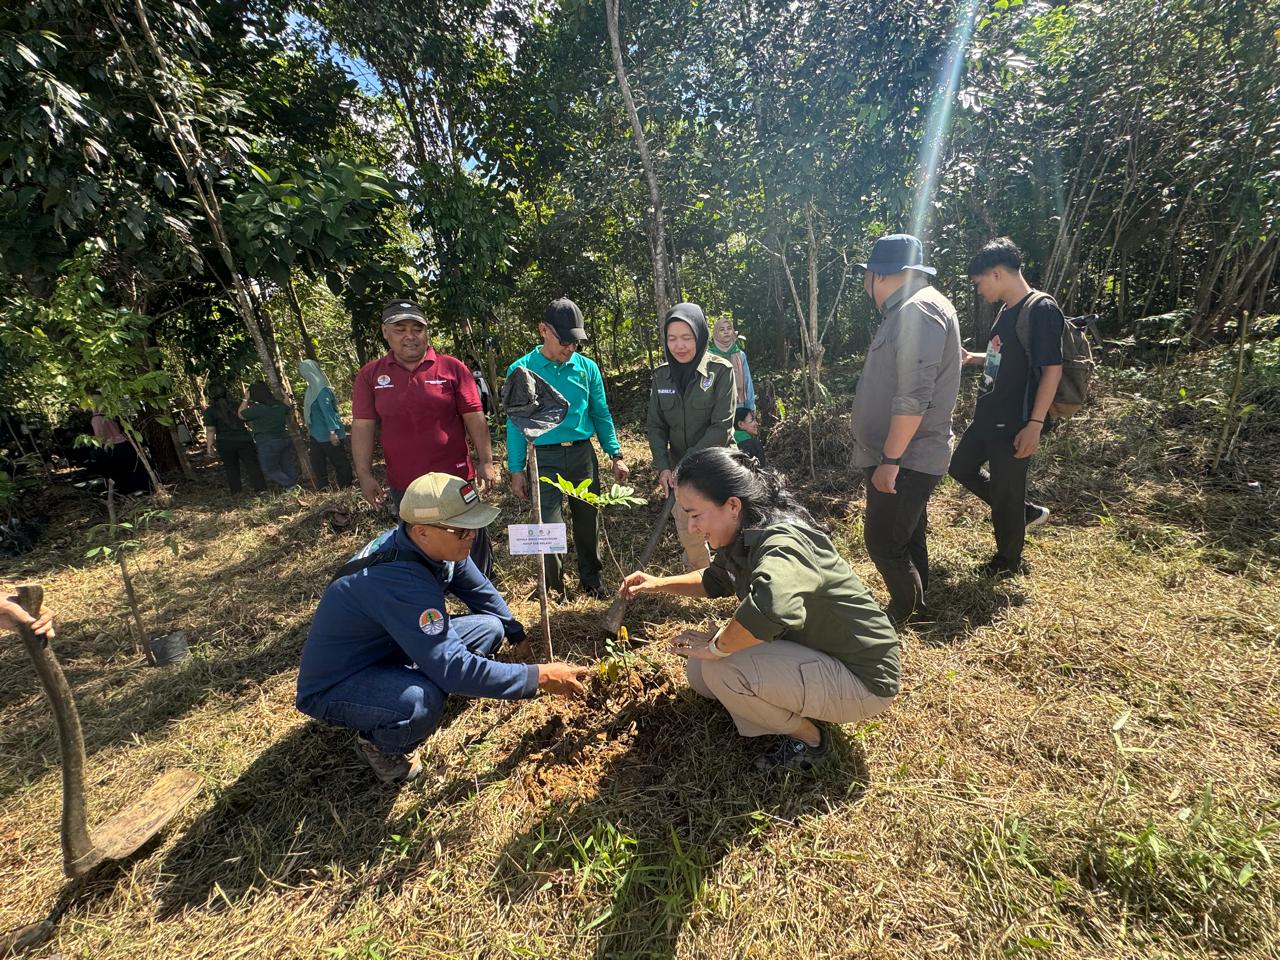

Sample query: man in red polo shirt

[352,298,498,576]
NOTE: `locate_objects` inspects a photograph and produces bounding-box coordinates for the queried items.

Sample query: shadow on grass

[487,691,870,960]
[154,723,403,918]
[912,564,1026,647]
[0,623,311,804]
[0,493,381,802]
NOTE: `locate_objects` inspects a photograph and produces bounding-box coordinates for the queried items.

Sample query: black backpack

[329,548,433,583]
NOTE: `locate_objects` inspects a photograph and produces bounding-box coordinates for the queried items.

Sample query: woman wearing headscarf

[708,318,756,411]
[645,302,735,570]
[299,359,354,489]
[239,380,297,489]
[203,381,266,495]
[618,447,899,774]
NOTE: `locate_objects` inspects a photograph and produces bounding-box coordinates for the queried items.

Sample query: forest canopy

[2,0,1277,434]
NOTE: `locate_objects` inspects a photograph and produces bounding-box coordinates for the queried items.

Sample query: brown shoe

[355,735,423,784]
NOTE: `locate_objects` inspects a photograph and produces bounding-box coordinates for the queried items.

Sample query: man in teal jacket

[506,299,630,598]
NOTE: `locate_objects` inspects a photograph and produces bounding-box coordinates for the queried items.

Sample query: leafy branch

[539,474,647,509]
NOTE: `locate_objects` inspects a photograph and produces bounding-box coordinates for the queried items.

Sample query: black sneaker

[581,583,610,600]
[754,725,830,774]
[978,555,1030,579]
[1025,503,1051,530]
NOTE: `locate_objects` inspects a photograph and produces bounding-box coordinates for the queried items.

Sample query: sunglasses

[431,523,476,540]
[557,338,580,348]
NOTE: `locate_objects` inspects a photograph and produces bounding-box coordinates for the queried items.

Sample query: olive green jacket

[702,522,901,697]
[646,353,735,472]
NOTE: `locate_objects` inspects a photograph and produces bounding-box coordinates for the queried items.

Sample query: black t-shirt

[974,292,1064,427]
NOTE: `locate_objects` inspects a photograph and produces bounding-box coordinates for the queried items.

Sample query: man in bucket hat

[296,472,590,784]
[851,234,962,627]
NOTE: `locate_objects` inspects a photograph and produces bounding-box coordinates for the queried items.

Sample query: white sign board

[508,523,568,555]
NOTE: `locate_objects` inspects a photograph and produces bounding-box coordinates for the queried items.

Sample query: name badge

[657,387,677,396]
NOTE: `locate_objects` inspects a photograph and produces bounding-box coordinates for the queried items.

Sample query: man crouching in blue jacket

[297,471,590,784]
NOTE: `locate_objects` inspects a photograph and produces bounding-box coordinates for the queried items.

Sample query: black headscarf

[662,303,709,392]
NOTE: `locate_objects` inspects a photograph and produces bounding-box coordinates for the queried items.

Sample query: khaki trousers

[674,500,711,571]
[686,639,894,738]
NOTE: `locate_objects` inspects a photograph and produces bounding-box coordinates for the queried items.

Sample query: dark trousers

[98,441,151,495]
[863,467,942,624]
[255,435,298,488]
[308,436,354,489]
[389,487,494,581]
[216,437,266,495]
[948,420,1035,567]
[532,442,602,591]
[299,614,504,754]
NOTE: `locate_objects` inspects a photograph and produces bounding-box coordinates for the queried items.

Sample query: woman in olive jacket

[618,447,899,773]
[645,303,735,569]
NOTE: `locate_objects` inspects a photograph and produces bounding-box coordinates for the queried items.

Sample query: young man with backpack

[950,237,1066,578]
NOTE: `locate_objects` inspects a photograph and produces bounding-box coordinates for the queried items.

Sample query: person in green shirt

[733,406,767,467]
[645,303,735,570]
[239,380,298,489]
[203,381,266,495]
[506,298,631,598]
[618,446,899,774]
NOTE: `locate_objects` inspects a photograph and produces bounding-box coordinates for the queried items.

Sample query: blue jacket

[296,525,535,709]
[307,387,346,443]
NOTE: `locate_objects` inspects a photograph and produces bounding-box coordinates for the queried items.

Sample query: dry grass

[2,364,1279,959]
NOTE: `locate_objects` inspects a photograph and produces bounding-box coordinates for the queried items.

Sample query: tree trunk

[805,203,823,387]
[287,278,320,363]
[605,0,674,324]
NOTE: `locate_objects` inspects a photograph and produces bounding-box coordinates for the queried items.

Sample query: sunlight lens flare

[911,0,983,243]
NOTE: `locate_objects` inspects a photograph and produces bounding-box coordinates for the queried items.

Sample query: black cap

[382,299,427,325]
[543,298,588,341]
[856,234,937,276]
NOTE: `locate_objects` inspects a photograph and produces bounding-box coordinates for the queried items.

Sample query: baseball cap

[398,473,499,528]
[382,299,428,326]
[543,298,588,341]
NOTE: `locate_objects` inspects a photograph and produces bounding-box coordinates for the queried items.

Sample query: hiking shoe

[978,555,1030,579]
[753,725,831,774]
[355,735,423,784]
[1025,503,1051,530]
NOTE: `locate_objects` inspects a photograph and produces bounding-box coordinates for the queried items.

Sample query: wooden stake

[527,443,553,661]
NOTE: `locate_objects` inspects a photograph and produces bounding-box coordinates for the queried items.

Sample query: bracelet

[1028,418,1044,425]
[707,634,731,658]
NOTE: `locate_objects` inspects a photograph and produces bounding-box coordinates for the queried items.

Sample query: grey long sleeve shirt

[851,282,962,475]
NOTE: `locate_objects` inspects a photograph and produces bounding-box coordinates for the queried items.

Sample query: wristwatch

[880,454,902,466]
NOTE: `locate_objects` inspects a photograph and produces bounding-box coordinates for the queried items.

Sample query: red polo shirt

[352,348,481,490]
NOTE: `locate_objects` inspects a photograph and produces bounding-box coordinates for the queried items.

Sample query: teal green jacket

[505,348,622,471]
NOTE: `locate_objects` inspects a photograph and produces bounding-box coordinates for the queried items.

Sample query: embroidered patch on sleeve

[419,608,446,635]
